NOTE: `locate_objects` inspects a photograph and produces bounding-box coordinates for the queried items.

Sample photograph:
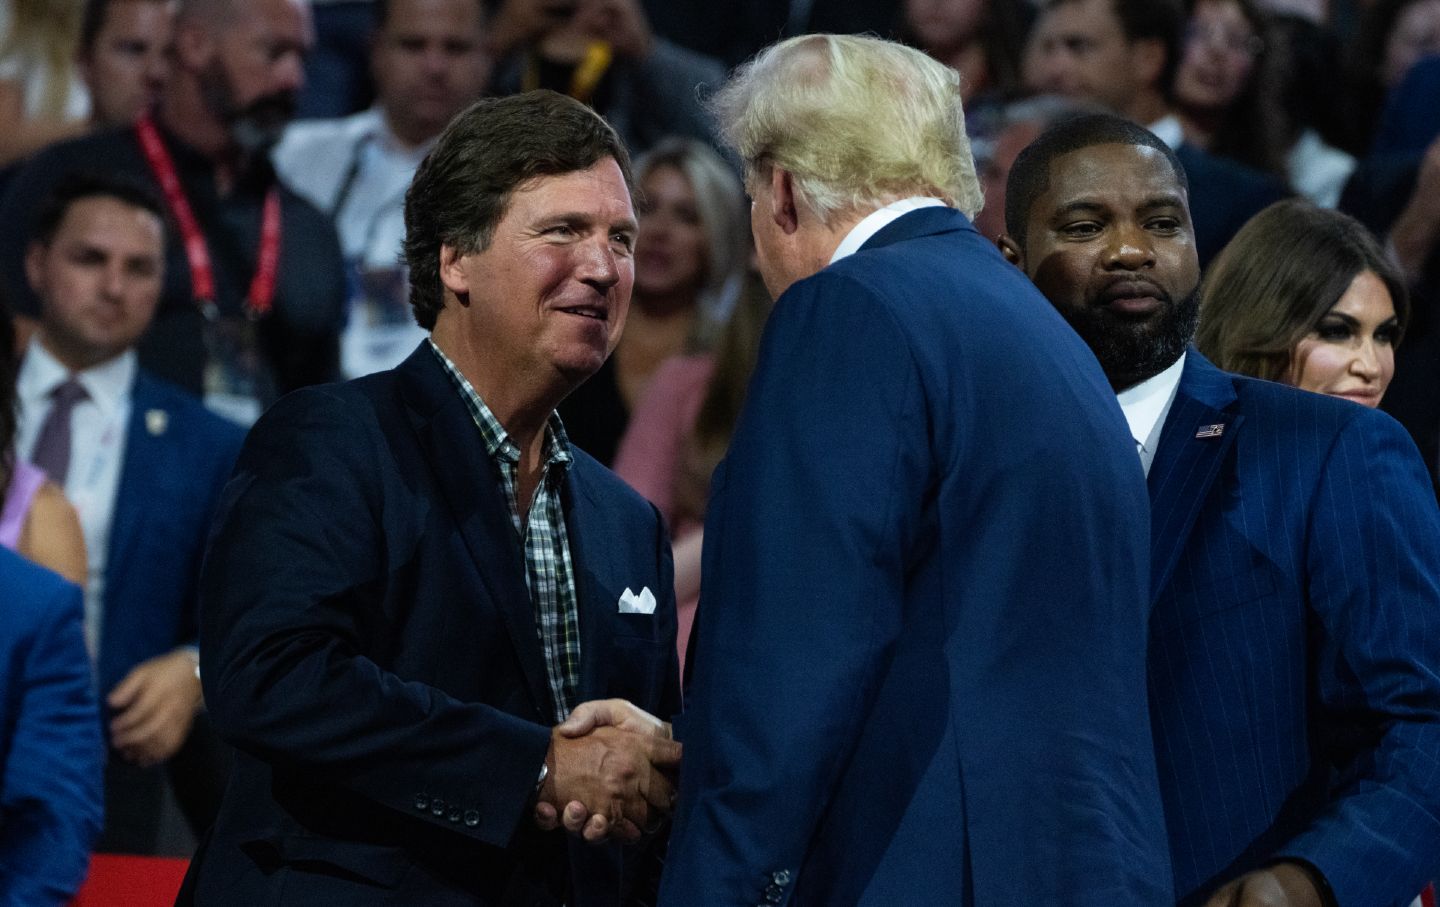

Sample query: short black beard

[1061,285,1200,392]
[198,61,296,159]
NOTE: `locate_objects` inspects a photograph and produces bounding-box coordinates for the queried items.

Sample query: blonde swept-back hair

[711,33,984,224]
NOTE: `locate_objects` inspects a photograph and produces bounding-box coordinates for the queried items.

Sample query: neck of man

[38,329,125,376]
[429,320,565,476]
[382,107,442,153]
[158,79,238,175]
[1175,104,1221,149]
[1123,90,1171,132]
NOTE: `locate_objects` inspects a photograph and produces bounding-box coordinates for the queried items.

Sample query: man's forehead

[510,162,636,221]
[56,197,165,243]
[1043,143,1185,202]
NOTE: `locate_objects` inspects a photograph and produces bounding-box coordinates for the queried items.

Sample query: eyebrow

[545,212,639,233]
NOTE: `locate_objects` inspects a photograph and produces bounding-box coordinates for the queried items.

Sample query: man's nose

[577,237,621,290]
[273,50,305,95]
[1105,223,1156,270]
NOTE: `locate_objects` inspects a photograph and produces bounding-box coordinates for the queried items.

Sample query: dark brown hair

[1196,199,1409,382]
[402,90,634,330]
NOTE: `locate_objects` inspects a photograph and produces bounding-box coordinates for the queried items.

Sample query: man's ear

[24,242,46,298]
[171,19,215,73]
[997,235,1025,270]
[1132,38,1166,95]
[770,167,800,235]
[438,244,470,306]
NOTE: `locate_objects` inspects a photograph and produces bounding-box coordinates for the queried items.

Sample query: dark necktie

[29,378,88,486]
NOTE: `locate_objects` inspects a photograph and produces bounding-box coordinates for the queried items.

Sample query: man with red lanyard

[0,0,344,427]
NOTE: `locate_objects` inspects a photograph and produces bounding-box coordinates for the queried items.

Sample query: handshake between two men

[536,699,682,843]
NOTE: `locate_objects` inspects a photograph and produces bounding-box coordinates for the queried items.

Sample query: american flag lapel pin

[1195,423,1225,439]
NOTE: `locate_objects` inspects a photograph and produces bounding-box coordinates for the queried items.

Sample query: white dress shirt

[1116,352,1187,477]
[829,197,948,264]
[273,108,432,378]
[16,340,136,658]
[1148,114,1185,151]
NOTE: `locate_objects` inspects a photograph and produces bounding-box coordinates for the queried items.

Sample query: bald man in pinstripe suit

[1001,114,1440,907]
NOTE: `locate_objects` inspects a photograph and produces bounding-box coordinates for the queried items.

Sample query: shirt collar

[1148,114,1185,150]
[20,337,137,419]
[426,340,572,471]
[829,197,948,264]
[1116,351,1186,460]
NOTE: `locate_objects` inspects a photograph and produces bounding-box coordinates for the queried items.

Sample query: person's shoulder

[1226,372,1396,450]
[568,443,661,517]
[277,109,375,152]
[1176,143,1288,198]
[0,545,80,627]
[132,371,247,444]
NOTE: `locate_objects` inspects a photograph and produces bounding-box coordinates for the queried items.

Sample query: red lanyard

[135,113,282,318]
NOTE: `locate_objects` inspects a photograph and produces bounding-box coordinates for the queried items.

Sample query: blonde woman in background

[0,0,90,167]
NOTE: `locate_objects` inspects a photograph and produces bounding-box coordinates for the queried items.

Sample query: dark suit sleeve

[199,389,551,847]
[0,578,104,907]
[1275,409,1440,902]
[661,271,931,901]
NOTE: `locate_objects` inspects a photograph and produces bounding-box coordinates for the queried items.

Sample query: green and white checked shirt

[429,341,581,723]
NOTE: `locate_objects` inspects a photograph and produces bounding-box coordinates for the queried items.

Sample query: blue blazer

[97,371,243,701]
[180,344,681,906]
[660,208,1173,906]
[1147,352,1440,906]
[0,548,104,906]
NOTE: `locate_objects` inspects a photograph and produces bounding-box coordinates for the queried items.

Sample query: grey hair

[711,33,984,224]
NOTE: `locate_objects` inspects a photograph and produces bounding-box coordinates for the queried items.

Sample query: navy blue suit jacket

[660,208,1173,906]
[1147,352,1440,906]
[181,344,681,906]
[0,548,103,906]
[97,371,243,702]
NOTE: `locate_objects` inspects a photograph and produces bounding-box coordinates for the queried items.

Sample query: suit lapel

[1147,351,1243,600]
[103,373,158,621]
[396,346,555,719]
[562,466,612,704]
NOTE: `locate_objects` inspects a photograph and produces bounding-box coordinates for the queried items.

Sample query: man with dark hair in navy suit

[659,33,1171,907]
[180,90,683,906]
[1001,112,1440,907]
[16,171,244,854]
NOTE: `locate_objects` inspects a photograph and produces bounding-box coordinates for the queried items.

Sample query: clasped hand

[534,699,680,844]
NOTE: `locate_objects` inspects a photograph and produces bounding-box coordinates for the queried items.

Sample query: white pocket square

[618,586,657,615]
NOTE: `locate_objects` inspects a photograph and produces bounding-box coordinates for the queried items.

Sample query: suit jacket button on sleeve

[772,870,791,886]
[463,809,480,827]
[414,794,429,812]
[447,808,462,823]
[762,884,783,902]
[430,798,446,817]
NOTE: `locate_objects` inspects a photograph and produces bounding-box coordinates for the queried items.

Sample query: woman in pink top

[0,298,86,584]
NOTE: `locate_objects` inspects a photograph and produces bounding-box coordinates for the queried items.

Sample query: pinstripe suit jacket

[1148,351,1440,907]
